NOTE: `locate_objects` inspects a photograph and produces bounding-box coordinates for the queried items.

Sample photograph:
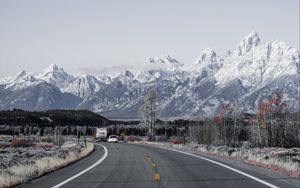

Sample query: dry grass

[0,142,94,188]
[239,150,300,178]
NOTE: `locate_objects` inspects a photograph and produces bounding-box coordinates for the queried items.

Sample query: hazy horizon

[0,0,299,78]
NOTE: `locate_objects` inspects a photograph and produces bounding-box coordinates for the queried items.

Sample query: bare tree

[139,88,159,141]
[228,101,243,146]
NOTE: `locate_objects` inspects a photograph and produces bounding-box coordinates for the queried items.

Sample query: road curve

[17,143,299,188]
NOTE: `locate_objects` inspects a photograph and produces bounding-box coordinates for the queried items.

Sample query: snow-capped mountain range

[0,32,299,118]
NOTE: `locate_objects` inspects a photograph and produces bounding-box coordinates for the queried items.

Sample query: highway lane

[17,143,300,188]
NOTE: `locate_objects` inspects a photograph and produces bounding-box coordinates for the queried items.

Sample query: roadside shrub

[40,136,53,143]
[11,139,33,148]
[171,137,185,144]
[126,136,141,142]
[35,143,54,149]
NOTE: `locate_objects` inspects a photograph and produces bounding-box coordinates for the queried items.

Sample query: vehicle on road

[107,135,118,143]
[96,128,107,142]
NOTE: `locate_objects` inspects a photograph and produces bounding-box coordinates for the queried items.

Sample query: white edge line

[148,144,280,188]
[51,144,108,188]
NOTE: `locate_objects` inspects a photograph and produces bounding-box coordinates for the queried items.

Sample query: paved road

[18,143,299,188]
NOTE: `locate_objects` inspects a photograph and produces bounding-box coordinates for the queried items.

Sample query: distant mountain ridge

[0,32,299,118]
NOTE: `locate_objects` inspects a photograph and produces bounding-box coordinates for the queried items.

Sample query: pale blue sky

[0,0,299,77]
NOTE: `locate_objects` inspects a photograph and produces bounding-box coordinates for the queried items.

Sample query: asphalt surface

[17,142,300,188]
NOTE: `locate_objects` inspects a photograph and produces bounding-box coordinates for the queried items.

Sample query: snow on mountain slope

[0,73,82,110]
[193,48,223,65]
[0,32,299,117]
[62,74,104,98]
[37,64,75,89]
[187,48,223,78]
[2,71,44,91]
[236,31,261,55]
[37,64,109,98]
[215,32,300,89]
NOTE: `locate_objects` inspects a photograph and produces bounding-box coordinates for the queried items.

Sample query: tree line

[139,89,300,148]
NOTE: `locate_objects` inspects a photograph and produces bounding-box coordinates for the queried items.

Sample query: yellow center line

[153,173,160,180]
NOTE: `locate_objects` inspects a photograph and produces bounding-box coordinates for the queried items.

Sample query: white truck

[96,128,107,142]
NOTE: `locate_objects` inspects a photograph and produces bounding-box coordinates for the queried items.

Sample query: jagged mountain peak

[215,33,299,88]
[15,70,28,79]
[37,64,74,89]
[163,55,180,64]
[148,55,180,64]
[193,48,221,64]
[237,31,261,54]
[14,70,36,82]
[45,63,59,70]
[41,64,66,76]
[121,70,134,77]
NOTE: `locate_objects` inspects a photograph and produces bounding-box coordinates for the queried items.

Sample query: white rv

[96,128,107,142]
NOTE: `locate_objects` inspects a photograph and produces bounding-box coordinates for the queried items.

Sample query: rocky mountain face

[0,32,299,118]
[0,71,82,111]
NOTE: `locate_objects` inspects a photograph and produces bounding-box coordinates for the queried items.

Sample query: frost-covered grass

[141,141,300,178]
[0,142,94,188]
